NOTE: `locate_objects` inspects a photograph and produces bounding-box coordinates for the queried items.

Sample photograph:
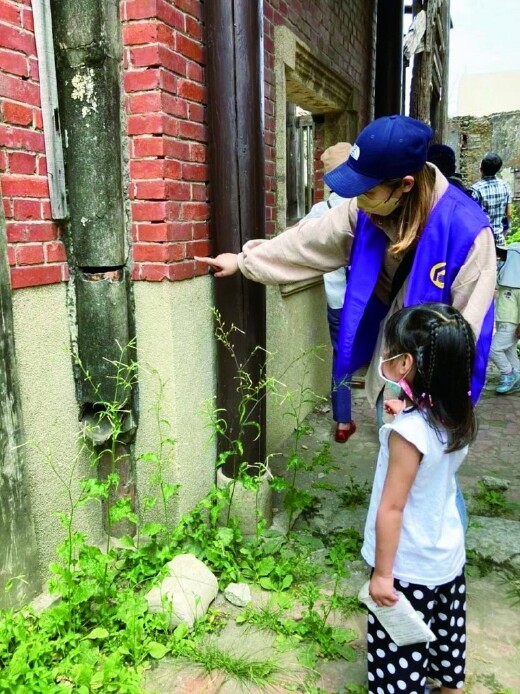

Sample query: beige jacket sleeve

[237,198,358,284]
[450,227,496,338]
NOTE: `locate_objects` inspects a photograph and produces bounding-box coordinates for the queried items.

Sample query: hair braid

[455,313,474,396]
[427,321,439,393]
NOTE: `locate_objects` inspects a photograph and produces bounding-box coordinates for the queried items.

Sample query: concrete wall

[133,278,216,520]
[265,284,331,452]
[12,284,103,580]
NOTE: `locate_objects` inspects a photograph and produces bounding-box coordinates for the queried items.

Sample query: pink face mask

[377,353,415,402]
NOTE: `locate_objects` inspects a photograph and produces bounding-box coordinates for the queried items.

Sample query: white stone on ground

[144,553,218,628]
[223,582,252,607]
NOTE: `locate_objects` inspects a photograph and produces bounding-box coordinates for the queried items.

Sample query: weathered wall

[0,0,376,599]
[448,111,520,192]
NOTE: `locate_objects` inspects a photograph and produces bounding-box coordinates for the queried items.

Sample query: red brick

[37,156,47,176]
[21,6,33,31]
[0,24,35,56]
[166,180,190,200]
[127,91,162,113]
[167,243,186,261]
[8,151,36,174]
[123,22,159,45]
[185,15,202,41]
[126,113,164,135]
[156,0,184,30]
[158,45,187,75]
[13,198,40,220]
[0,123,45,152]
[44,241,67,262]
[10,264,62,289]
[168,260,194,280]
[177,78,205,103]
[124,0,157,21]
[191,183,207,201]
[176,34,204,64]
[186,240,210,258]
[136,222,168,241]
[133,242,169,262]
[164,159,182,178]
[16,243,45,265]
[178,120,206,142]
[181,201,209,221]
[192,221,209,240]
[124,68,161,92]
[181,162,207,182]
[0,72,40,106]
[6,221,58,243]
[162,93,188,118]
[162,114,179,136]
[131,200,167,221]
[0,48,28,77]
[134,263,169,281]
[167,221,192,241]
[186,61,203,83]
[0,150,6,171]
[41,200,52,220]
[129,44,161,68]
[135,180,166,199]
[159,69,177,94]
[0,0,21,24]
[3,197,13,217]
[130,159,165,179]
[188,102,204,123]
[29,56,39,82]
[189,143,207,163]
[2,100,33,125]
[132,136,165,158]
[7,244,15,266]
[174,0,202,20]
[2,174,49,197]
[164,138,190,160]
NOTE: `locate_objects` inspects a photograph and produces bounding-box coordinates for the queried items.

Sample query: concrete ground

[143,367,520,694]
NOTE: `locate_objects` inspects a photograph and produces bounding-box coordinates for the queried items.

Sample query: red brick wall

[122,0,210,282]
[263,0,376,235]
[0,0,375,287]
[0,0,68,289]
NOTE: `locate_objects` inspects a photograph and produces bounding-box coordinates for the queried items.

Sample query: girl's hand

[194,253,239,278]
[369,573,398,607]
[384,399,406,416]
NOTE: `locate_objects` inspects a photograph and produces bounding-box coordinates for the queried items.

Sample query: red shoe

[334,421,357,443]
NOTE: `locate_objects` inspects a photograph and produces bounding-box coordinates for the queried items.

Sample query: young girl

[362,303,477,694]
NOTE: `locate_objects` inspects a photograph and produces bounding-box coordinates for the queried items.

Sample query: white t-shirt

[361,408,467,586]
[303,193,347,309]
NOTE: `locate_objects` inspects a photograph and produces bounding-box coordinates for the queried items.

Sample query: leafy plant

[339,476,371,508]
[471,480,520,519]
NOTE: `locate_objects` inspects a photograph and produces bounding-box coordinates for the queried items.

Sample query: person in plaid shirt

[471,152,512,247]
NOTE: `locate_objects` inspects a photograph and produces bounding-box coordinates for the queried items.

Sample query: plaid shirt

[471,176,512,246]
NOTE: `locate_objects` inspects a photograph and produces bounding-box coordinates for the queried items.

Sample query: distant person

[471,152,512,247]
[303,142,356,443]
[363,303,475,694]
[489,243,520,393]
[427,143,483,206]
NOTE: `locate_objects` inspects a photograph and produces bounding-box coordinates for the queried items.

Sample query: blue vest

[334,185,494,403]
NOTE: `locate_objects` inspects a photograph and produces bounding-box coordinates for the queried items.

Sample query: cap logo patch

[350,144,360,160]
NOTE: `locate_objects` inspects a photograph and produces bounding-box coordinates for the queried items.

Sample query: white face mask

[377,353,415,401]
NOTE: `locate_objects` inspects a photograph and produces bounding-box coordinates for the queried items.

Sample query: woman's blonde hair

[377,164,436,256]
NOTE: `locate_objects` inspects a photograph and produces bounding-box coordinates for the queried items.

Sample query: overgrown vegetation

[0,317,367,693]
[470,480,520,519]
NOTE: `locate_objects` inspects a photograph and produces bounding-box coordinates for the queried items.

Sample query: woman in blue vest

[197,115,495,409]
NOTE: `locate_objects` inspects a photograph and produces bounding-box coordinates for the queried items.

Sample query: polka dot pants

[367,569,466,693]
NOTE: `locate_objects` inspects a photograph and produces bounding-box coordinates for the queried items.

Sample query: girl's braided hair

[384,302,477,452]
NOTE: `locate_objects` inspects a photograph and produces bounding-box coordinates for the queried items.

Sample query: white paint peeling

[80,217,88,226]
[71,68,98,117]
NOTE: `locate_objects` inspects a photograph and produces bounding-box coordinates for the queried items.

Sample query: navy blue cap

[324,115,433,198]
